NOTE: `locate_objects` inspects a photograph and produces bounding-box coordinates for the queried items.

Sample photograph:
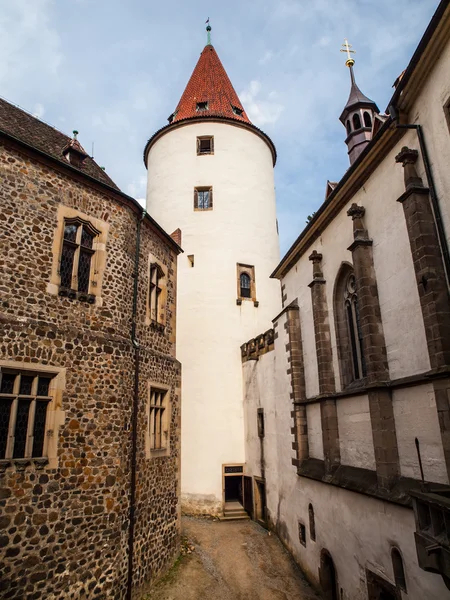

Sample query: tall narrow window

[257,409,265,438]
[59,218,98,294]
[149,388,168,451]
[240,273,251,298]
[0,371,53,460]
[346,120,351,135]
[363,111,372,128]
[149,263,165,324]
[352,113,362,130]
[391,547,407,592]
[344,274,366,381]
[334,264,366,388]
[194,187,213,210]
[308,504,316,541]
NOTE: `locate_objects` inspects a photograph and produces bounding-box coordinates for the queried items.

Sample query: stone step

[219,514,250,521]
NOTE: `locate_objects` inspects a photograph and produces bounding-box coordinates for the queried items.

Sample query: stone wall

[0,138,181,599]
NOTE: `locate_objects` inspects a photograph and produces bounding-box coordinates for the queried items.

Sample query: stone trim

[241,329,274,362]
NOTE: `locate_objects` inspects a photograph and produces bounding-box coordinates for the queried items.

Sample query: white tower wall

[146,121,280,513]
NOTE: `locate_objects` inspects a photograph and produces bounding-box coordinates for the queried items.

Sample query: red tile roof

[0,97,119,190]
[171,45,251,124]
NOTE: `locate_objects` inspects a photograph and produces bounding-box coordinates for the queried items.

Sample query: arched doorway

[319,550,338,600]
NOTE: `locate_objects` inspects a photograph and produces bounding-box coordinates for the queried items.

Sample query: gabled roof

[0,97,119,189]
[170,44,251,124]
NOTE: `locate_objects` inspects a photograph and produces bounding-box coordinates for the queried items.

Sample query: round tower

[144,28,281,515]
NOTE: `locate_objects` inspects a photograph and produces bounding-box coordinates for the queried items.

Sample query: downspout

[127,208,146,600]
[389,107,450,286]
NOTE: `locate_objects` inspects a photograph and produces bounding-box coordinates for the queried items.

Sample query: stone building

[242,1,450,599]
[144,26,281,515]
[0,98,182,598]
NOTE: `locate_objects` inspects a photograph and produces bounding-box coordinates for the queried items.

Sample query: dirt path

[144,517,322,600]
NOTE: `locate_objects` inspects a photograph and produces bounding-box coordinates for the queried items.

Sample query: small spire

[73,129,79,139]
[205,18,211,45]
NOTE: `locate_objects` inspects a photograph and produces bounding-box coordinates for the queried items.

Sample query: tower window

[232,105,243,116]
[197,136,214,155]
[352,113,362,130]
[194,187,213,210]
[344,273,366,381]
[196,102,208,112]
[346,120,352,135]
[257,409,265,438]
[363,111,372,128]
[391,547,407,592]
[237,264,256,303]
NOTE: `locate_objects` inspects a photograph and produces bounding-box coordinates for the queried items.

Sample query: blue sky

[0,0,439,254]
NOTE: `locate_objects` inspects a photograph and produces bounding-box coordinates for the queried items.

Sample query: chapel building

[242,1,450,598]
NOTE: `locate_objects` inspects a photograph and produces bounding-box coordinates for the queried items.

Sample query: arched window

[333,264,366,387]
[309,504,316,541]
[352,113,362,130]
[240,272,251,298]
[346,120,351,135]
[391,547,406,592]
[363,111,372,128]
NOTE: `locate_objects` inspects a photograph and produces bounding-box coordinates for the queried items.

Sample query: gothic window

[363,111,372,128]
[194,187,213,210]
[334,264,366,388]
[197,136,214,155]
[346,120,352,135]
[237,264,257,304]
[196,101,208,112]
[0,371,53,460]
[149,263,165,324]
[391,547,407,592]
[240,273,251,298]
[232,105,243,116]
[352,113,362,130]
[59,218,99,296]
[309,504,316,542]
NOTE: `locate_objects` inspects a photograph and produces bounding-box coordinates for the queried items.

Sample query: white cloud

[240,80,284,127]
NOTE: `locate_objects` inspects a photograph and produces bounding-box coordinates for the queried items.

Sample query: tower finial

[340,39,355,68]
[205,18,211,45]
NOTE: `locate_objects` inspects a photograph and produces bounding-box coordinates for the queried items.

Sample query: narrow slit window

[257,409,265,438]
[352,113,362,130]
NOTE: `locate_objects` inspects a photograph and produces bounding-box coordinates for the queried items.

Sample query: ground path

[144,516,322,600]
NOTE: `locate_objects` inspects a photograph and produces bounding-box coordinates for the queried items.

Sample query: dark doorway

[224,475,243,503]
[254,478,267,525]
[319,550,338,600]
[366,569,400,600]
[243,476,253,518]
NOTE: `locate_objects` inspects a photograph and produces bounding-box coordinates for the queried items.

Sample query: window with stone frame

[194,187,213,210]
[48,206,109,306]
[197,136,214,156]
[334,263,366,388]
[237,264,257,305]
[0,370,54,461]
[59,218,99,299]
[146,255,168,330]
[149,263,164,323]
[146,384,171,458]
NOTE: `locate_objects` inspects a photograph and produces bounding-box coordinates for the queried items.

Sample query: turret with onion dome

[339,39,380,165]
[144,23,281,516]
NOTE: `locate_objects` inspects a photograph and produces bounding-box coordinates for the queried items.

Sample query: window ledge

[58,287,96,304]
[150,320,166,333]
[0,457,49,473]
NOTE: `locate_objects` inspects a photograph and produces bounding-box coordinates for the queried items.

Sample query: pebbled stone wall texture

[0,138,181,599]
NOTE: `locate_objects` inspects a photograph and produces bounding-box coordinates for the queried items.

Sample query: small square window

[197,136,214,155]
[196,102,208,112]
[232,105,243,117]
[194,187,213,211]
[298,522,306,547]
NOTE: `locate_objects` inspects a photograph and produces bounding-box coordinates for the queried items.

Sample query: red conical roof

[171,44,251,124]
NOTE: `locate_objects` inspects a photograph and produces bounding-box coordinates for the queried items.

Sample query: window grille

[0,371,52,460]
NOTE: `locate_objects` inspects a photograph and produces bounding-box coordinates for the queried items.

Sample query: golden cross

[340,39,355,66]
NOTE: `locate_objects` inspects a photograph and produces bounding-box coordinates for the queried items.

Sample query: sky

[0,0,439,254]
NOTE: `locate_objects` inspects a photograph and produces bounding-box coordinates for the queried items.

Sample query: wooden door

[243,476,253,517]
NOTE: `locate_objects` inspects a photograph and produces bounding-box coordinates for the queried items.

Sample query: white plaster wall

[337,394,375,470]
[393,384,448,484]
[146,122,281,506]
[306,403,323,460]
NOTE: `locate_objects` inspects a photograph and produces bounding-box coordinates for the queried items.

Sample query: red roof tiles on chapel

[171,44,251,124]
